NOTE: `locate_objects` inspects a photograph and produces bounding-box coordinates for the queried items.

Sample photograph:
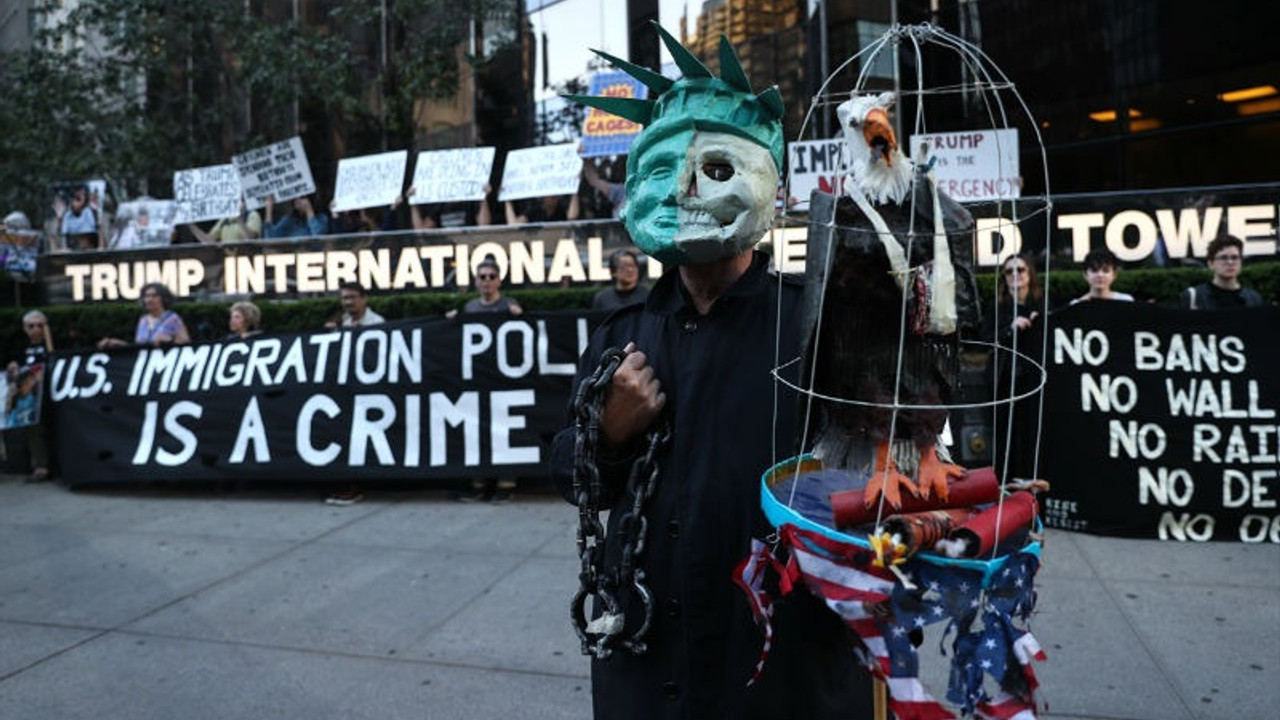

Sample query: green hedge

[3,261,1277,363]
[0,287,599,362]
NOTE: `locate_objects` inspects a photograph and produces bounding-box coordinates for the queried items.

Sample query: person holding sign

[1180,233,1265,309]
[1070,249,1134,304]
[504,190,580,225]
[263,195,329,239]
[97,283,191,348]
[188,201,262,243]
[6,310,52,481]
[53,184,103,250]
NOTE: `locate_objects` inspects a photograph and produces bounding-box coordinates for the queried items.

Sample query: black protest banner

[1042,302,1279,543]
[46,313,597,485]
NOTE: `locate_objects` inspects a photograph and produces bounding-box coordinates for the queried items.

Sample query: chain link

[569,347,669,659]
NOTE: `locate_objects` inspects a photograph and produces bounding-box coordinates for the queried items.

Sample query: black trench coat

[552,252,874,720]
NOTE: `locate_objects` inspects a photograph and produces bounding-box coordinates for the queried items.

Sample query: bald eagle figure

[798,91,982,510]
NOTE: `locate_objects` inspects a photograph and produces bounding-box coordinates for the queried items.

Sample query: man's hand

[600,342,666,449]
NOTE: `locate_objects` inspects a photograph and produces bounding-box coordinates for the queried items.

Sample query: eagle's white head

[837,91,914,205]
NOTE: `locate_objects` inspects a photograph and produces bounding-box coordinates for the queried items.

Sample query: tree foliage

[0,0,519,222]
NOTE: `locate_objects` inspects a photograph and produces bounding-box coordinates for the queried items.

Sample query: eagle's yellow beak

[862,108,898,167]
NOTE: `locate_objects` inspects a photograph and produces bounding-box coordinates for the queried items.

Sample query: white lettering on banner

[48,354,110,400]
[1191,423,1280,463]
[1157,512,1215,542]
[298,395,343,465]
[430,392,480,467]
[1137,466,1194,506]
[122,330,425,395]
[230,397,271,463]
[350,395,397,465]
[1054,327,1110,366]
[1063,203,1278,261]
[975,216,1023,266]
[491,390,540,464]
[1238,515,1280,543]
[1132,332,1247,373]
[1109,420,1168,460]
[1166,380,1276,419]
[460,320,584,381]
[64,259,205,301]
[1222,469,1277,509]
[133,400,202,466]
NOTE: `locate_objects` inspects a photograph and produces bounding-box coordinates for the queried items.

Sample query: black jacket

[551,252,872,720]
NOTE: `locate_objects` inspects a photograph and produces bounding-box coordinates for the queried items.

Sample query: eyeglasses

[1004,266,1028,275]
[1213,254,1242,263]
[477,273,498,281]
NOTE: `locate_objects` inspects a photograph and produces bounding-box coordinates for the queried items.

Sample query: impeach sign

[1042,302,1279,543]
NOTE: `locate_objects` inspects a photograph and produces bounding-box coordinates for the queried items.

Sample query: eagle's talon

[916,444,963,503]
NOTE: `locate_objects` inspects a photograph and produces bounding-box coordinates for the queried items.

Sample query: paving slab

[0,632,591,720]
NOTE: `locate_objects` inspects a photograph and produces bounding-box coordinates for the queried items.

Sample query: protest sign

[233,137,316,209]
[109,199,180,249]
[1,363,43,431]
[580,70,647,158]
[787,138,845,208]
[410,147,496,204]
[498,143,582,202]
[331,150,409,213]
[1042,302,1279,543]
[173,163,242,224]
[1,229,41,282]
[47,314,598,484]
[908,128,1020,202]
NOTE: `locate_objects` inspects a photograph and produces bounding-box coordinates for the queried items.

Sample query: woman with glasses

[1180,233,1264,309]
[981,253,1046,479]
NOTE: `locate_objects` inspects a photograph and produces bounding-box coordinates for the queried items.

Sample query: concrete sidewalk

[0,476,1275,720]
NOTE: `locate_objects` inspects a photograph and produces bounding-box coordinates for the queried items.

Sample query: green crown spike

[718,36,752,93]
[562,94,654,125]
[563,23,784,171]
[590,48,673,95]
[654,21,712,79]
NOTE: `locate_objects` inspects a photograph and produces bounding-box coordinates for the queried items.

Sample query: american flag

[737,524,1046,719]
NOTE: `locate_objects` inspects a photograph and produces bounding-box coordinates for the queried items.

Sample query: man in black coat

[552,25,874,720]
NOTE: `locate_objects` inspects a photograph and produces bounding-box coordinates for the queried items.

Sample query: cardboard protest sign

[173,163,241,224]
[109,199,181,249]
[233,137,316,209]
[498,143,582,202]
[410,148,495,204]
[580,70,648,158]
[787,139,846,209]
[331,150,409,213]
[908,128,1020,202]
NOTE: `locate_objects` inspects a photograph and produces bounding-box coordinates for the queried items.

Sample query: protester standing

[1070,248,1134,304]
[5,310,52,481]
[1180,233,1265,309]
[591,249,649,311]
[97,283,191,348]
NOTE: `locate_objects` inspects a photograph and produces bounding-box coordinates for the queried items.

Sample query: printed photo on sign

[233,137,316,209]
[110,199,181,249]
[1,229,41,282]
[907,128,1020,202]
[331,150,409,213]
[580,70,648,158]
[1,364,43,431]
[173,163,242,224]
[49,179,108,251]
[410,148,496,204]
[498,143,582,202]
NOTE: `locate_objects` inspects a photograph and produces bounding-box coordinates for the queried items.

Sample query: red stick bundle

[831,466,1002,530]
[946,491,1039,558]
[883,508,977,556]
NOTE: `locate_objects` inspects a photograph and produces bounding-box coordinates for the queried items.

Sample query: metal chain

[569,347,669,659]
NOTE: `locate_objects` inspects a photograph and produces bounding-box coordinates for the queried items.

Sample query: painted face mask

[566,24,784,265]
